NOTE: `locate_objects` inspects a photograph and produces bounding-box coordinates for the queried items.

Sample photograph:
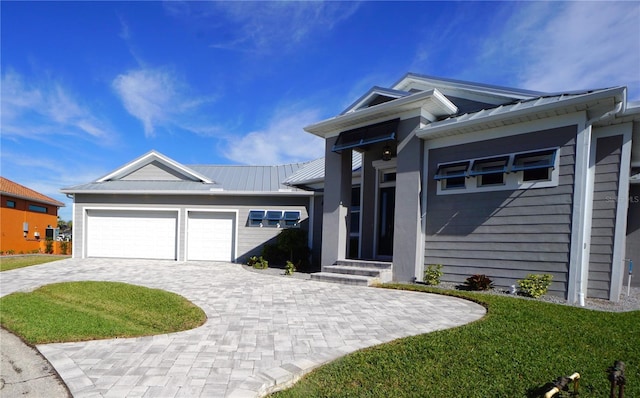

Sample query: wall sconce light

[382,144,392,161]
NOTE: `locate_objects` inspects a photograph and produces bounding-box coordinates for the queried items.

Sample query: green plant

[518,274,553,298]
[45,239,54,254]
[423,264,443,286]
[6,250,15,255]
[464,274,494,291]
[248,256,269,269]
[60,241,69,255]
[284,260,296,276]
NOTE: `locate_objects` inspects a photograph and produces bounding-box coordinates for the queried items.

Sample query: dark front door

[377,186,395,257]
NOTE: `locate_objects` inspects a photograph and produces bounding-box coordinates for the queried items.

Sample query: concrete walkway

[0,258,485,397]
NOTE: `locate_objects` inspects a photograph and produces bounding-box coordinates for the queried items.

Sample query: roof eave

[304,89,458,138]
[416,87,626,140]
[0,191,65,207]
[60,189,313,197]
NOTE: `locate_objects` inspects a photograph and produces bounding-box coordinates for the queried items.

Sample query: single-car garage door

[187,211,235,261]
[86,210,177,260]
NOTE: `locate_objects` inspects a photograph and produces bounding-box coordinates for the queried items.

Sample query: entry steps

[310,260,392,286]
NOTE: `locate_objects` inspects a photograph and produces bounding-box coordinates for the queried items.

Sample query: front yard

[272,284,639,397]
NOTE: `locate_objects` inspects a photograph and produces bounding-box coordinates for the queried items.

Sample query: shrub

[518,274,553,298]
[45,239,54,254]
[248,256,268,269]
[465,274,494,291]
[60,241,69,255]
[277,229,310,269]
[284,261,296,276]
[423,264,443,286]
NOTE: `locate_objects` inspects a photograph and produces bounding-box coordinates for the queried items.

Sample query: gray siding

[121,161,187,181]
[588,135,623,298]
[72,194,309,263]
[424,125,577,297]
[627,184,640,287]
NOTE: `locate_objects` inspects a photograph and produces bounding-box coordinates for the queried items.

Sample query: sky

[2,1,639,221]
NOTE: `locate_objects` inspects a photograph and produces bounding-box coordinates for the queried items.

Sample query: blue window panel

[434,161,470,180]
[469,156,509,176]
[512,149,557,171]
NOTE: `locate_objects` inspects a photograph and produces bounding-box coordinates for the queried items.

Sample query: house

[60,151,314,263]
[1,176,65,253]
[290,73,639,303]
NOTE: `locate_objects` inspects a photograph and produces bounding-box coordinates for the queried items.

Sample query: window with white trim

[434,161,469,190]
[470,156,509,187]
[434,148,559,195]
[512,149,556,182]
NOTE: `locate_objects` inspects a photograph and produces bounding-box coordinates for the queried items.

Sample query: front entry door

[377,172,396,258]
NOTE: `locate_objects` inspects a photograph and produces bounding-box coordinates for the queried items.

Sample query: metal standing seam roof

[0,176,65,207]
[283,152,363,186]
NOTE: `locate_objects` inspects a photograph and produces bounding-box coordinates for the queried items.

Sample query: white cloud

[0,70,115,142]
[112,67,220,138]
[481,2,640,98]
[224,106,325,165]
[166,1,360,54]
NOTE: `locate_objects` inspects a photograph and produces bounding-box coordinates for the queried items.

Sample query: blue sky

[2,1,639,221]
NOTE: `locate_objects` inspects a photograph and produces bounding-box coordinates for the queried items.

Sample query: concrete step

[334,259,392,270]
[310,272,377,286]
[323,265,382,278]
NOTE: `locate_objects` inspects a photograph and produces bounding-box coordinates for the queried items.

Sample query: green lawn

[272,284,640,398]
[0,255,70,271]
[0,281,207,344]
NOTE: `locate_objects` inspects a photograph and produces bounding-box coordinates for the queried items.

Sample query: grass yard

[0,281,207,344]
[272,284,640,398]
[0,254,70,271]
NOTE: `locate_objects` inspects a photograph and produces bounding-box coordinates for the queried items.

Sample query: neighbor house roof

[0,177,65,207]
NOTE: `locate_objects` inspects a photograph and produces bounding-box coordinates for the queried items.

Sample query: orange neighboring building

[0,177,65,254]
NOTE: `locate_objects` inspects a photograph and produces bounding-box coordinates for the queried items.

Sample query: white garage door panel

[87,210,177,260]
[187,212,234,261]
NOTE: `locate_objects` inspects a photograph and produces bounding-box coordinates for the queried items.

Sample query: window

[348,186,361,259]
[6,200,16,208]
[265,210,283,227]
[283,211,301,227]
[512,149,556,182]
[28,204,47,213]
[248,210,265,227]
[434,148,559,195]
[248,209,302,228]
[434,161,469,190]
[470,156,509,186]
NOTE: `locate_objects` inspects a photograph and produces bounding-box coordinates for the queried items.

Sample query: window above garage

[248,210,301,228]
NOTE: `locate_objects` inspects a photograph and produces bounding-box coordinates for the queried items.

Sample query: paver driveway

[0,258,485,397]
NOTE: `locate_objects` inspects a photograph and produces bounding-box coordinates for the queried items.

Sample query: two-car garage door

[85,209,235,261]
[86,210,178,260]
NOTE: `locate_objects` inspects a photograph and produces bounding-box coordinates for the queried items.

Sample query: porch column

[360,151,376,259]
[321,138,352,268]
[393,119,424,282]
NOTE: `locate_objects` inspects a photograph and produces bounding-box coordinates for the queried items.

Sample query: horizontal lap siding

[587,135,623,299]
[73,195,309,262]
[425,125,577,297]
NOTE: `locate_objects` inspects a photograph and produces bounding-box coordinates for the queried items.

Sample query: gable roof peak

[96,150,214,184]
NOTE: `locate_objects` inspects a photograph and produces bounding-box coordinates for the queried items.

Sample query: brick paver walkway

[0,258,485,397]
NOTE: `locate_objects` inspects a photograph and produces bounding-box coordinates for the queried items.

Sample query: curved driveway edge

[0,258,486,398]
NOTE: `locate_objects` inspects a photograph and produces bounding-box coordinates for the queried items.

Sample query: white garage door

[187,211,235,261]
[86,210,177,260]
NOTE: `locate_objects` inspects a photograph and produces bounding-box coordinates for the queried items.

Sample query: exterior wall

[627,184,640,287]
[587,135,623,298]
[424,125,577,297]
[0,194,60,253]
[71,194,309,263]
